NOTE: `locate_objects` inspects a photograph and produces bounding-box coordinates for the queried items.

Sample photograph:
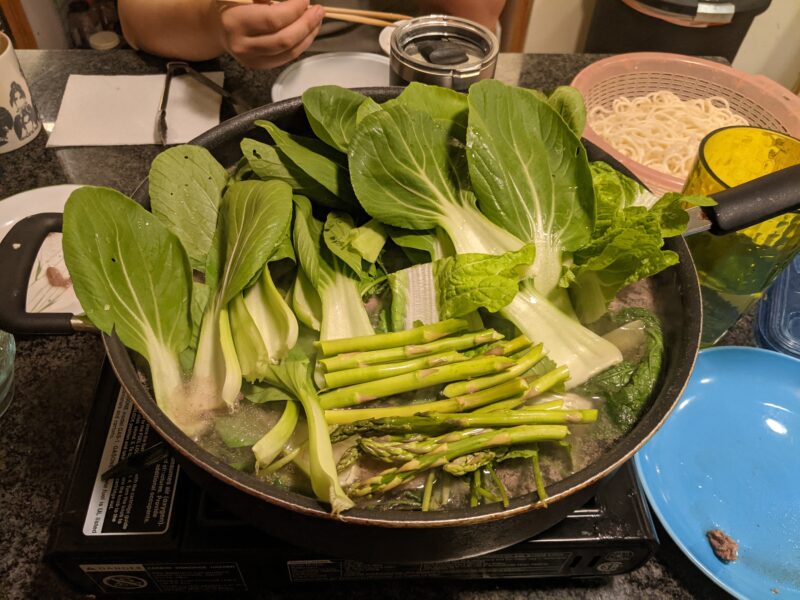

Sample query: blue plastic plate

[634,347,800,599]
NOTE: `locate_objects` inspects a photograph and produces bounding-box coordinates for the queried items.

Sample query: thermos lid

[390,15,499,89]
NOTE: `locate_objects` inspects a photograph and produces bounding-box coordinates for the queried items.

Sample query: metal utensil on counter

[100,441,170,481]
[389,15,499,90]
[157,61,252,145]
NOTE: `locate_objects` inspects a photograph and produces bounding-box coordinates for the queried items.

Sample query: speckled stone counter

[0,50,750,600]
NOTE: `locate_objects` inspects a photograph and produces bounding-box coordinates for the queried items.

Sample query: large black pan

[1,88,792,563]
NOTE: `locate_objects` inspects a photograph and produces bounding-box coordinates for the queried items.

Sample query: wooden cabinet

[0,0,37,48]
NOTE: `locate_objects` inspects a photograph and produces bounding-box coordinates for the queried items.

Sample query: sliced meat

[706,529,738,563]
[46,266,71,288]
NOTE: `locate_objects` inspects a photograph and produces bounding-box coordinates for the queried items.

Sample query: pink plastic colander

[571,52,800,194]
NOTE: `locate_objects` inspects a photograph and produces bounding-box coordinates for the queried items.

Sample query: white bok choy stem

[192,180,294,410]
[292,194,374,342]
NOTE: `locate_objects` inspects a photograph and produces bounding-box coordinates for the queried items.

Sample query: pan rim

[109,87,702,528]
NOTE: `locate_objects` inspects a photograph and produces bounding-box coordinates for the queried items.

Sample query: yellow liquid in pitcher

[683,127,800,346]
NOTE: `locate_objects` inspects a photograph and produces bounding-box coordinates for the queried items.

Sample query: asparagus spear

[487,464,510,508]
[319,329,504,372]
[472,397,563,413]
[349,425,569,497]
[531,444,548,505]
[323,351,468,389]
[443,344,545,397]
[315,318,469,356]
[464,367,569,414]
[324,378,528,424]
[524,365,570,398]
[359,428,488,463]
[319,355,516,409]
[480,335,531,357]
[442,451,498,476]
[350,409,597,437]
[421,471,436,511]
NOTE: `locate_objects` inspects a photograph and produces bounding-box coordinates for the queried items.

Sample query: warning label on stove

[287,552,573,581]
[83,391,178,536]
[80,562,247,593]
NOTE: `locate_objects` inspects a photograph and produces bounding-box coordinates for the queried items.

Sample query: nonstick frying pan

[1,88,798,563]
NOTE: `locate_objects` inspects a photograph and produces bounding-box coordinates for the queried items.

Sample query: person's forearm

[119,0,225,61]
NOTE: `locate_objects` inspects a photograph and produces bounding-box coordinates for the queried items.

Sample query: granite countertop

[0,49,752,600]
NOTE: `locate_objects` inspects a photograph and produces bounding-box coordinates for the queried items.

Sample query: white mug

[0,32,41,154]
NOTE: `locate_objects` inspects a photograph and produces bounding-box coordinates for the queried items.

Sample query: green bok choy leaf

[292,195,374,342]
[62,187,196,431]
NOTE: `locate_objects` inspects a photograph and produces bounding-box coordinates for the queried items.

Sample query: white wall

[523,0,800,91]
[732,0,800,91]
[524,0,595,53]
[22,0,70,48]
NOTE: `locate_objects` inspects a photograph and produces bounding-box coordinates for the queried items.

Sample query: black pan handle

[706,164,800,234]
[0,212,78,335]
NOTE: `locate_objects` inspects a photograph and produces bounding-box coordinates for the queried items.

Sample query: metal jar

[389,15,499,91]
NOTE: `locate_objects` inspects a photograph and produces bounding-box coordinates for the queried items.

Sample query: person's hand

[217,0,324,69]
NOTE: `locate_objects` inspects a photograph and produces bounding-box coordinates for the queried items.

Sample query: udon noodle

[588,91,749,179]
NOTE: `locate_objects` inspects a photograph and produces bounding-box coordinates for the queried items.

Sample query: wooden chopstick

[215,0,410,27]
[322,7,411,21]
[322,10,395,27]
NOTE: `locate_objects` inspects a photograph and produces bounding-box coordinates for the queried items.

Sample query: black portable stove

[46,362,658,596]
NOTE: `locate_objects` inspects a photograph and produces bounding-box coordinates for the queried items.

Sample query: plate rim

[634,345,800,600]
[271,51,391,102]
[0,184,83,239]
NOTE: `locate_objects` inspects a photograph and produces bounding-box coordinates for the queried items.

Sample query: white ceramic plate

[379,20,408,55]
[0,185,83,315]
[271,52,391,102]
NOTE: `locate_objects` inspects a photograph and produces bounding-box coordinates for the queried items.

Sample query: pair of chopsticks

[217,1,411,27]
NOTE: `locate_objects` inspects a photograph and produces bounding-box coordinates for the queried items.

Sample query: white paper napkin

[47,72,224,147]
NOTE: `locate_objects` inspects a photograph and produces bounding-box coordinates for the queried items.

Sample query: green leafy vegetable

[387,245,534,330]
[261,349,354,514]
[194,180,293,408]
[433,245,535,319]
[302,85,368,153]
[63,186,194,430]
[323,212,386,279]
[252,400,299,471]
[349,103,523,256]
[355,97,381,125]
[582,308,664,430]
[148,145,228,272]
[257,120,356,210]
[384,82,469,141]
[349,97,622,387]
[241,138,341,208]
[466,79,595,297]
[243,266,298,363]
[292,268,322,331]
[386,226,453,263]
[569,166,715,324]
[243,382,293,403]
[292,195,374,341]
[547,86,586,137]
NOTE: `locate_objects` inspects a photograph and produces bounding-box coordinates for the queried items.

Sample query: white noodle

[588,91,749,179]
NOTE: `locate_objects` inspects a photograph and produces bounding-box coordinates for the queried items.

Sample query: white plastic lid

[89,31,120,51]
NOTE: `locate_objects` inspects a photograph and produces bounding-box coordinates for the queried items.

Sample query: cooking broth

[190,271,658,512]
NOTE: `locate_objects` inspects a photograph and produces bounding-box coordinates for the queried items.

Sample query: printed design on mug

[9,80,39,141]
[0,106,11,147]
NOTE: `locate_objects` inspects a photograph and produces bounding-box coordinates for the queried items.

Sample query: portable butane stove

[46,362,659,596]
